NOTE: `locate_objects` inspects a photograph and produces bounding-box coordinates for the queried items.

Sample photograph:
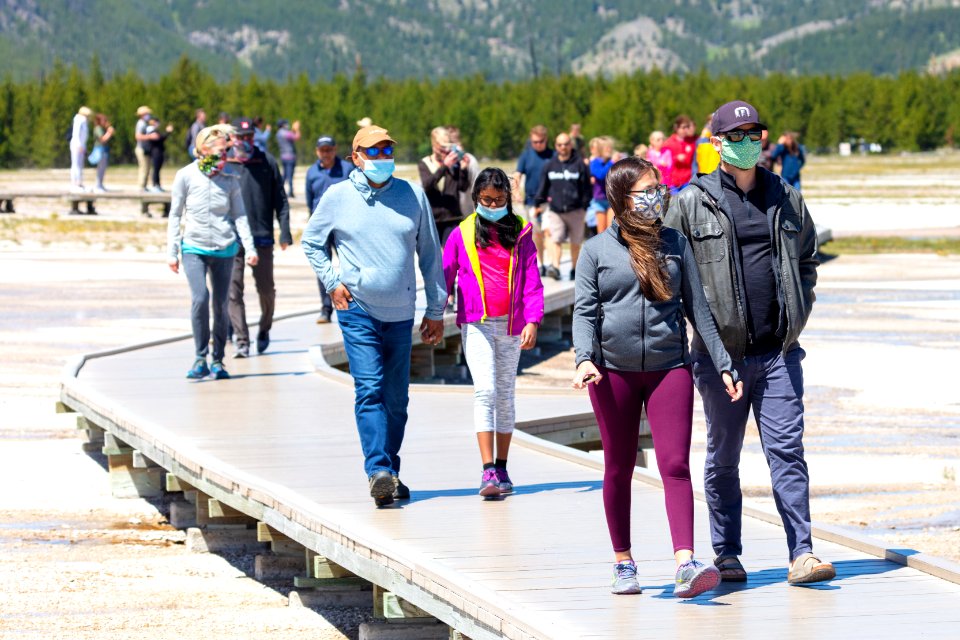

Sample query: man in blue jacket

[302,124,446,507]
[305,135,354,324]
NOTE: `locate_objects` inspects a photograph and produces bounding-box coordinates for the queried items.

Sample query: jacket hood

[350,166,394,202]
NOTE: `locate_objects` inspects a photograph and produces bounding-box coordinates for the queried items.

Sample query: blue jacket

[302,170,447,322]
[770,144,806,185]
[305,156,355,213]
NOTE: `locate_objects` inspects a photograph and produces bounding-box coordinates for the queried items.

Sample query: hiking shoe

[479,469,501,498]
[369,470,395,507]
[316,310,332,324]
[256,331,270,354]
[210,361,230,379]
[186,358,210,379]
[674,559,721,598]
[611,560,642,595]
[234,343,249,358]
[788,553,836,585]
[495,468,514,494]
[392,475,410,500]
[545,265,561,280]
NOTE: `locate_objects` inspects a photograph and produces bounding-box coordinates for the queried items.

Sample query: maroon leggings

[588,365,694,553]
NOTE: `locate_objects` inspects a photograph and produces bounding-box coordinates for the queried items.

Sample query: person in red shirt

[663,115,697,194]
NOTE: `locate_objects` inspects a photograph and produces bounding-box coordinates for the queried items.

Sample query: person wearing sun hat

[302,123,446,508]
[69,106,92,192]
[134,105,154,191]
[664,99,831,586]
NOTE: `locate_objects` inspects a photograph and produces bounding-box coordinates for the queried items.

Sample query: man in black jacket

[664,100,833,586]
[227,117,292,357]
[534,133,591,280]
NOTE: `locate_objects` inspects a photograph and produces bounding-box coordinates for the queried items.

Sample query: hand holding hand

[519,323,538,350]
[572,361,602,390]
[722,372,743,402]
[331,284,353,310]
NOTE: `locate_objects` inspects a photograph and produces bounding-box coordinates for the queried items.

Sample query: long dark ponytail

[605,156,672,303]
[472,167,521,250]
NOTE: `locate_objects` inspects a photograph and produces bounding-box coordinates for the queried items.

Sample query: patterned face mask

[198,151,227,177]
[628,184,667,220]
[719,137,762,169]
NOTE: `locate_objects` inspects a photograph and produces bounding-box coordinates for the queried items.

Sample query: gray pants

[182,252,234,361]
[461,317,522,434]
[228,244,275,347]
[693,346,812,562]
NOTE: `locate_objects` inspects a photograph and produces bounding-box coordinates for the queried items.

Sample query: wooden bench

[0,190,171,217]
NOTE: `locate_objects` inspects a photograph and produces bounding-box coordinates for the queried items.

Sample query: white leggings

[70,144,85,186]
[462,316,522,434]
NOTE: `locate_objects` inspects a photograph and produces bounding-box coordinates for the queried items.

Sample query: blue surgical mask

[476,203,508,222]
[361,158,395,183]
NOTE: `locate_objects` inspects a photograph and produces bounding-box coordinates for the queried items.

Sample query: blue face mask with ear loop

[360,158,395,183]
[476,203,509,222]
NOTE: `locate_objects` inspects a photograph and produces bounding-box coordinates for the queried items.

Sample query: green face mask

[719,137,762,169]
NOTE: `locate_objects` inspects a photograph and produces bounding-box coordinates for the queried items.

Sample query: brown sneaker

[788,553,836,585]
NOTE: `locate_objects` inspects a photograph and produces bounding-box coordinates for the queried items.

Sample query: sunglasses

[362,145,394,157]
[721,129,764,143]
[478,196,508,208]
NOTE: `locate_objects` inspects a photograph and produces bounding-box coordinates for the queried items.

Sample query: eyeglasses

[721,129,763,143]
[556,142,571,147]
[478,196,508,208]
[629,184,667,199]
[362,145,394,157]
[628,184,667,219]
[531,138,546,145]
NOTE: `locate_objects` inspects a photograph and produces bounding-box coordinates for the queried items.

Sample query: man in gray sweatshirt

[302,124,446,507]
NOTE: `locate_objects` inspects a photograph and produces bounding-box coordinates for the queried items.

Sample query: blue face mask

[361,158,395,183]
[476,203,509,222]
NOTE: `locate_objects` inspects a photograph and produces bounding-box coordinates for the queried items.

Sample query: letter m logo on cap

[734,107,750,119]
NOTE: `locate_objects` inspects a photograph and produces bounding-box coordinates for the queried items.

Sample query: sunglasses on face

[362,145,394,157]
[478,196,508,208]
[721,129,764,143]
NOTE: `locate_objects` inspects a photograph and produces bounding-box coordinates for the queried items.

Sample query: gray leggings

[461,316,522,434]
[182,251,234,361]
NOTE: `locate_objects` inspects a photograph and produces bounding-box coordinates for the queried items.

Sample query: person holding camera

[418,126,471,246]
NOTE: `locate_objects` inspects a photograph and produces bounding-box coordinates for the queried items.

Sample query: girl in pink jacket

[443,168,545,498]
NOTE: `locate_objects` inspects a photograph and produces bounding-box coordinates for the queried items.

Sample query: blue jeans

[337,302,414,477]
[693,346,812,562]
[281,159,296,196]
[182,252,234,361]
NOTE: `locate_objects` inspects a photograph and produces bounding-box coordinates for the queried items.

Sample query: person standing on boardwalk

[69,106,91,192]
[305,134,355,324]
[534,132,591,281]
[418,126,471,246]
[167,125,258,380]
[663,100,834,585]
[443,168,543,499]
[91,113,114,193]
[512,125,554,274]
[770,131,806,190]
[302,124,446,507]
[227,117,291,358]
[276,119,301,197]
[573,156,742,597]
[134,106,154,192]
[145,117,174,192]
[663,115,698,194]
[185,109,206,159]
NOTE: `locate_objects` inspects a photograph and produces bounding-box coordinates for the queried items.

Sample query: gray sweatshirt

[573,222,736,379]
[166,162,257,260]
[301,169,446,323]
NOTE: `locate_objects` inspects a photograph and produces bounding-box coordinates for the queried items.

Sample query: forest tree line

[1,56,959,170]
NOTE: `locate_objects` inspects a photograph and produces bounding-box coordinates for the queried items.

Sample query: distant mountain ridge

[1,0,960,80]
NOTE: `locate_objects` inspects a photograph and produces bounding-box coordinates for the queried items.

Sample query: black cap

[316,135,336,148]
[232,117,255,135]
[710,100,767,135]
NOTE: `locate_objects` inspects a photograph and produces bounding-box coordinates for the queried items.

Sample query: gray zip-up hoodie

[167,163,257,260]
[573,222,736,379]
[301,169,446,323]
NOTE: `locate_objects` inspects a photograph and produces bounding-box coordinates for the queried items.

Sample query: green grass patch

[822,236,960,255]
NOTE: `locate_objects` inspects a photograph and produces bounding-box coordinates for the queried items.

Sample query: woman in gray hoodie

[167,124,258,380]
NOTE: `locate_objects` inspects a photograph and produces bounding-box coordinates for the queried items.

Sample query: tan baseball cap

[353,124,396,151]
[136,105,152,117]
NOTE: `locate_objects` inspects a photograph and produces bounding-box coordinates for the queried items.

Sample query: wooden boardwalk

[59,276,960,639]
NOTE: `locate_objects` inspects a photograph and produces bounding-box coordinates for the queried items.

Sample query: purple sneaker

[495,468,513,494]
[479,469,501,498]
